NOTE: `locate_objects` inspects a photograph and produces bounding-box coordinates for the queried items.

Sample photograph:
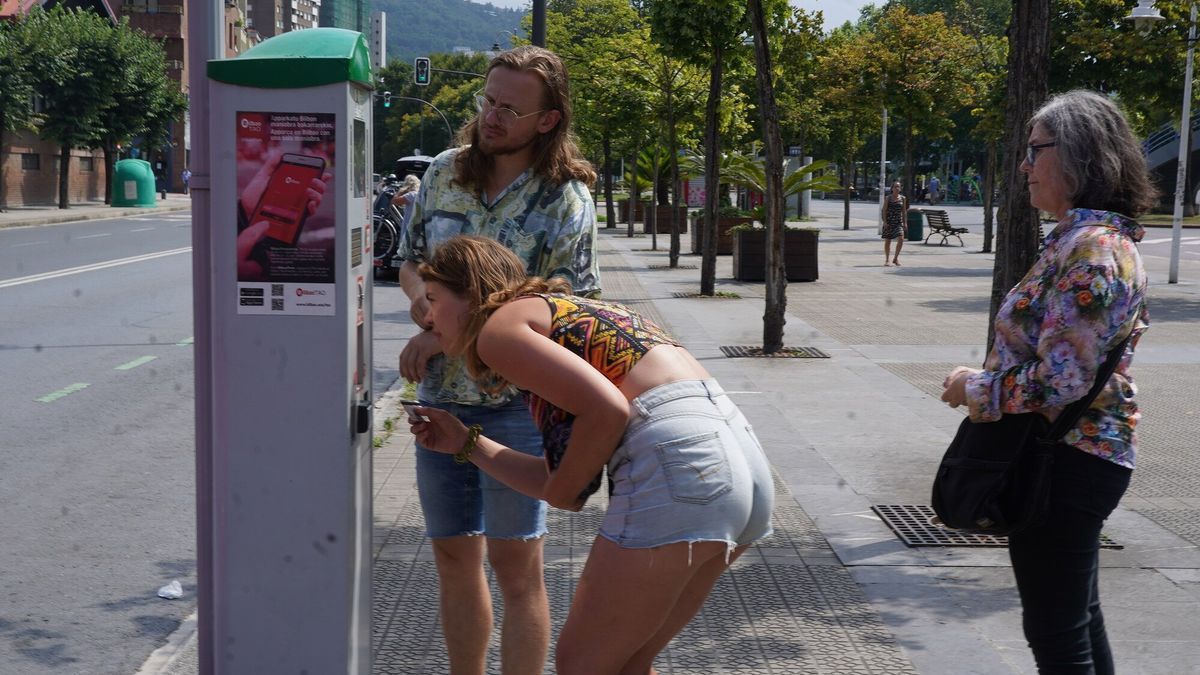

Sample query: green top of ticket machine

[208,28,373,89]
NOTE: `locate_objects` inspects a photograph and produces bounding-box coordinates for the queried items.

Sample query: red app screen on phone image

[251,153,326,246]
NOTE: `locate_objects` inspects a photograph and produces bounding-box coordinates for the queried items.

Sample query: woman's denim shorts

[414,397,547,540]
[600,379,774,550]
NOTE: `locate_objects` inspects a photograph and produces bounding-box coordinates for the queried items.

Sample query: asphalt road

[0,212,414,674]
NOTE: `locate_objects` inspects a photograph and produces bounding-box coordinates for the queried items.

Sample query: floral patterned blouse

[964,209,1148,469]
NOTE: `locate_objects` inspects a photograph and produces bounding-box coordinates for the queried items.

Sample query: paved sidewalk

[0,195,191,229]
[149,200,1200,673]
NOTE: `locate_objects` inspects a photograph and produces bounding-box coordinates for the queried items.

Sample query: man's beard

[477,126,540,158]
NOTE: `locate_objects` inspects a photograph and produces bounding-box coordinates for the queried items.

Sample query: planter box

[642,205,688,234]
[615,199,648,224]
[690,215,755,255]
[731,228,819,282]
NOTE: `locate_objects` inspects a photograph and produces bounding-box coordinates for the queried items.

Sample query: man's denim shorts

[414,397,548,540]
[600,379,774,550]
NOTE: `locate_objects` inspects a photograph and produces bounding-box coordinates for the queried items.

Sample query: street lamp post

[1127,0,1195,284]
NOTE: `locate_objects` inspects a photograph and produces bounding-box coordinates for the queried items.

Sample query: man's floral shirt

[965,209,1148,468]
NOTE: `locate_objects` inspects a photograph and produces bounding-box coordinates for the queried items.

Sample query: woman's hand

[941,366,980,408]
[409,407,469,455]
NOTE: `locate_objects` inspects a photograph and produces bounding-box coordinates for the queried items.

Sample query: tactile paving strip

[720,345,830,359]
[648,263,698,270]
[872,504,1122,549]
[671,291,742,299]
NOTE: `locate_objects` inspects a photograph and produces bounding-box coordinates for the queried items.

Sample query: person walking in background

[409,236,774,675]
[929,174,941,204]
[181,167,191,195]
[394,45,600,675]
[940,90,1153,674]
[880,180,906,266]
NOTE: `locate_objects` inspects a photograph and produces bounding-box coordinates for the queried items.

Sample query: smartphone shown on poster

[250,153,327,246]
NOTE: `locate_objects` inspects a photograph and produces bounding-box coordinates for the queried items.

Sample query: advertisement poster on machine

[235,111,337,315]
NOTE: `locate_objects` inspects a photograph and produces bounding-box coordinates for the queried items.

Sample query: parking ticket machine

[204,28,373,673]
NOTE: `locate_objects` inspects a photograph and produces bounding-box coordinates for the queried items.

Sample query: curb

[0,203,191,229]
[133,611,198,675]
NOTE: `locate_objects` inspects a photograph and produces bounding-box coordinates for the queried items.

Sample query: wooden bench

[923,209,968,246]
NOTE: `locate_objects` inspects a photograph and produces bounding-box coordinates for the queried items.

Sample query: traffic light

[414,57,430,86]
[382,91,392,108]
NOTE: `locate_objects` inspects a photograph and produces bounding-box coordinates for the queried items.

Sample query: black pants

[1007,445,1131,674]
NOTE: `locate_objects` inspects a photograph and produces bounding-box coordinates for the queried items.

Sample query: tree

[989,0,1050,349]
[0,17,40,211]
[814,26,879,230]
[25,7,115,209]
[650,0,749,296]
[92,21,187,203]
[872,6,976,200]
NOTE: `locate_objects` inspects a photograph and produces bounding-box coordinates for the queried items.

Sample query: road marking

[0,247,190,289]
[176,336,194,346]
[10,240,48,248]
[35,382,89,403]
[1141,235,1200,245]
[76,232,112,240]
[129,227,156,233]
[115,355,158,370]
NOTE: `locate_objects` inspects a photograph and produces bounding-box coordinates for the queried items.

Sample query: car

[373,155,434,279]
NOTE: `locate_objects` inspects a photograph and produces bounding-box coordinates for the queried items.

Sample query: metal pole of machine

[186,0,222,672]
[533,0,546,47]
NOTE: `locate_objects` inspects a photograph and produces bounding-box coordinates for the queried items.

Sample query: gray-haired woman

[940,90,1155,674]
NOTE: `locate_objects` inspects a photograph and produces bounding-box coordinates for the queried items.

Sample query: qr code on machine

[272,299,284,311]
[272,284,284,297]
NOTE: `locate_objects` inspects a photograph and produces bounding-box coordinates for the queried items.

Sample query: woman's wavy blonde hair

[453,46,596,192]
[418,235,570,390]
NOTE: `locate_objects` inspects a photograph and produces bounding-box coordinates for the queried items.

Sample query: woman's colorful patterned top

[524,293,682,498]
[964,209,1149,469]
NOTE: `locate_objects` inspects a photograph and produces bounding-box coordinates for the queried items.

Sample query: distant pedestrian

[409,235,774,675]
[181,168,191,195]
[880,181,906,266]
[929,175,941,204]
[940,90,1155,675]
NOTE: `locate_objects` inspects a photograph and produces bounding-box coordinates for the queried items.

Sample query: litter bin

[110,159,157,207]
[906,208,924,242]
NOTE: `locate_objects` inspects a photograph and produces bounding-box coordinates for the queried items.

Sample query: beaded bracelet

[454,424,483,465]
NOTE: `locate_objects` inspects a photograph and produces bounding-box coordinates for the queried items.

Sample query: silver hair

[1029,90,1159,217]
[397,174,421,196]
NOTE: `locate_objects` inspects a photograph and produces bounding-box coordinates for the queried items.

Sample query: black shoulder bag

[931,333,1132,535]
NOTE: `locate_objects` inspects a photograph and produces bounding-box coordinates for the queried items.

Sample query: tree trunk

[990,0,1050,350]
[649,154,659,252]
[982,141,996,252]
[904,117,915,200]
[749,0,786,353]
[603,132,616,229]
[843,151,853,230]
[700,43,724,297]
[58,144,71,209]
[0,128,7,211]
[104,144,115,205]
[627,140,639,238]
[667,86,681,268]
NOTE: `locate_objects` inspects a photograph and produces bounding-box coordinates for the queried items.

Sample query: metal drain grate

[871,504,1122,549]
[648,264,698,270]
[720,345,830,359]
[672,291,742,299]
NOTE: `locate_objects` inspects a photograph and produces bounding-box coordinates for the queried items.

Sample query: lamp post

[1126,0,1194,284]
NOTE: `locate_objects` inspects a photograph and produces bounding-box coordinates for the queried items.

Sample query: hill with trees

[374,0,526,66]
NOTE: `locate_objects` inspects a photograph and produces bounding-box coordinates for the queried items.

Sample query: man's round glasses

[1026,141,1056,166]
[473,91,545,126]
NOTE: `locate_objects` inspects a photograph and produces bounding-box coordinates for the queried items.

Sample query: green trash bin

[906,208,924,241]
[110,159,157,207]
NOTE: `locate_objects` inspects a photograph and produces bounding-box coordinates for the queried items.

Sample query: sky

[474,1,877,33]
